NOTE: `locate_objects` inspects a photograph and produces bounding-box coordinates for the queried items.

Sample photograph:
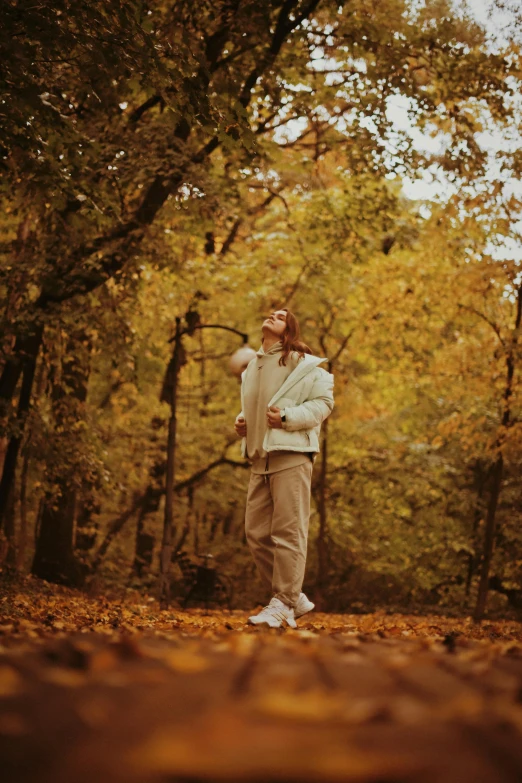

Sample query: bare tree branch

[90,455,248,572]
[128,95,163,124]
[458,304,506,348]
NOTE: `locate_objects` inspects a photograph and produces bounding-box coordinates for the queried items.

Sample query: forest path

[1,597,522,783]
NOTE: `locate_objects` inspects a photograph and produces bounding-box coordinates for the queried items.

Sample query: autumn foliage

[1,0,522,623]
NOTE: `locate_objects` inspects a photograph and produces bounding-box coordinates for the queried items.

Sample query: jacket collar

[267,354,327,406]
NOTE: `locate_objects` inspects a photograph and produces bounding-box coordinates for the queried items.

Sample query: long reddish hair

[278,308,312,366]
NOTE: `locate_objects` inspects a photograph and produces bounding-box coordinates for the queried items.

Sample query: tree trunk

[315,415,330,609]
[32,331,91,586]
[2,480,17,568]
[159,321,184,607]
[473,283,522,620]
[465,460,486,597]
[313,336,343,610]
[17,447,30,570]
[32,485,81,585]
[0,324,43,533]
[131,484,163,578]
[0,324,43,417]
[133,527,155,579]
[75,488,101,555]
[159,391,179,603]
[473,453,504,620]
[131,425,166,578]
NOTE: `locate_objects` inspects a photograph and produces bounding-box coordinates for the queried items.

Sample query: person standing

[235,308,334,627]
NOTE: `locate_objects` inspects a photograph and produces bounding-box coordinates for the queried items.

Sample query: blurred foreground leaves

[2,579,522,782]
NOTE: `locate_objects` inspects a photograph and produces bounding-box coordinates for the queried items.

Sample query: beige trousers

[244,460,313,608]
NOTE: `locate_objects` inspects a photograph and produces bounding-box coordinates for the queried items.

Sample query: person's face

[262,310,287,339]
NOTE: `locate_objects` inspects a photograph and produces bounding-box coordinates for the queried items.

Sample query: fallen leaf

[163,650,211,673]
[41,668,86,688]
[253,689,344,721]
[0,665,23,697]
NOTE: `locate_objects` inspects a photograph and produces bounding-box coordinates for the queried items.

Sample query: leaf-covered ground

[2,578,522,783]
[2,575,522,642]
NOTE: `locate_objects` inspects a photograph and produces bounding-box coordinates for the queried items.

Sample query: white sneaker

[248,597,297,629]
[294,592,315,619]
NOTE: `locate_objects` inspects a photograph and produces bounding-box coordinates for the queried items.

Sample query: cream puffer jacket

[237,354,334,458]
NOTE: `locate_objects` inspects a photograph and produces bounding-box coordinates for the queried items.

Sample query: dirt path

[1,600,522,783]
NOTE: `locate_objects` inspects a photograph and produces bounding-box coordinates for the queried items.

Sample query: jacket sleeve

[236,368,247,423]
[282,368,334,431]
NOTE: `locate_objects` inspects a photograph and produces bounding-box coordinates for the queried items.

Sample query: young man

[235,308,334,628]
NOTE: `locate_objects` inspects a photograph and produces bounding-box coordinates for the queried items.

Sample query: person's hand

[267,406,283,429]
[235,416,247,437]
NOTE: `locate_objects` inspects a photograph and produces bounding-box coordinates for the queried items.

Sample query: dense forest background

[1,0,522,619]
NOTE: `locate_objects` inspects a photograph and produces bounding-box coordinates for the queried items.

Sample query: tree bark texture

[32,332,91,586]
[474,454,504,620]
[473,283,522,620]
[132,479,164,578]
[0,324,43,533]
[159,324,183,607]
[17,447,30,570]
